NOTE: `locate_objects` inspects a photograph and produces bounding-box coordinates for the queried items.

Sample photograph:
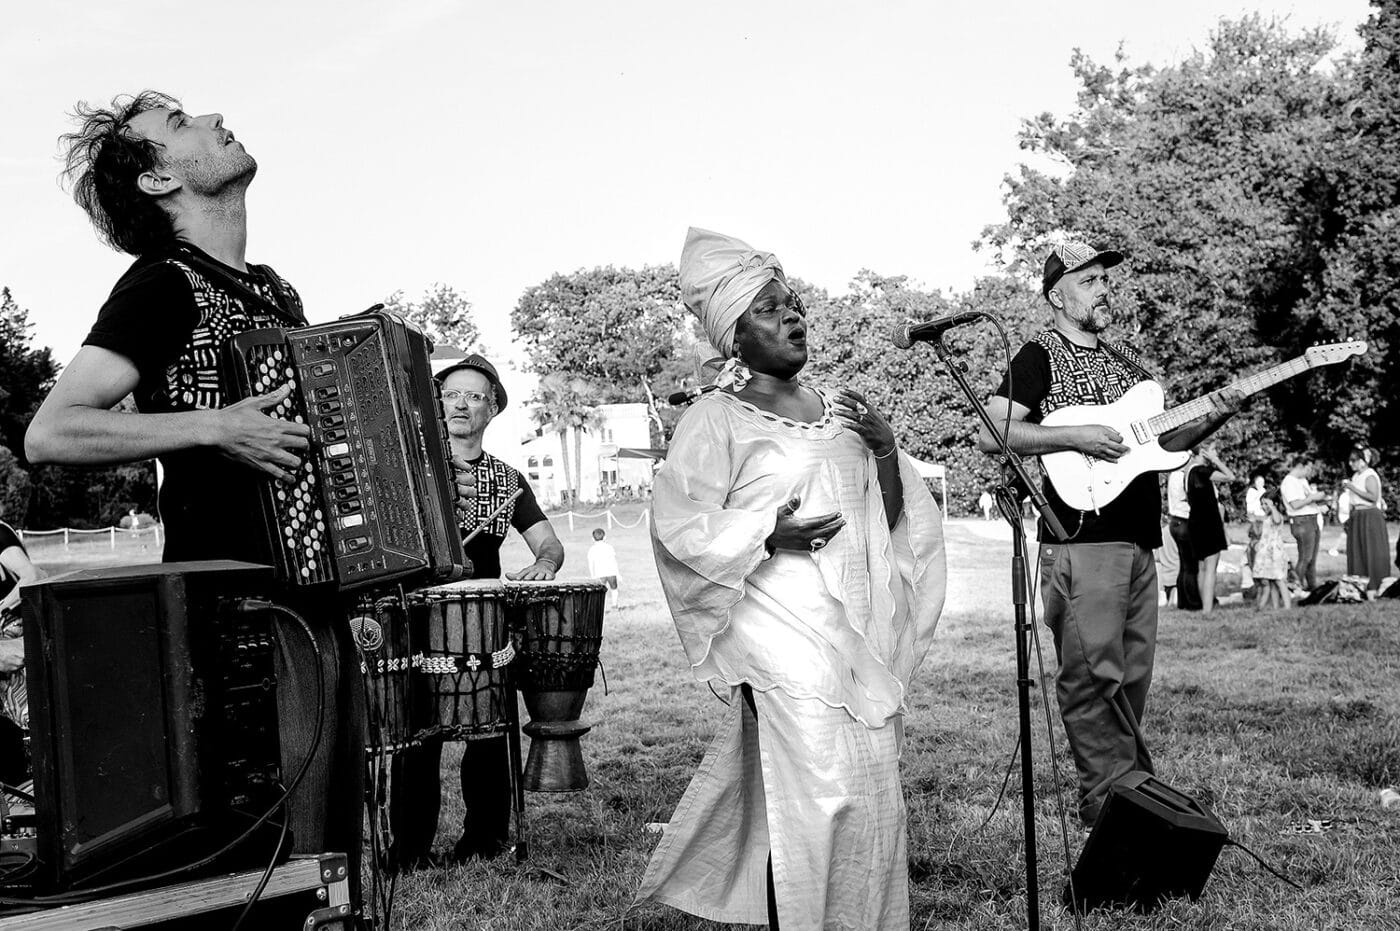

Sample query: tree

[530,373,599,504]
[0,446,30,524]
[805,271,1048,513]
[0,287,59,467]
[979,15,1370,478]
[512,265,689,447]
[382,283,480,353]
[1292,0,1400,464]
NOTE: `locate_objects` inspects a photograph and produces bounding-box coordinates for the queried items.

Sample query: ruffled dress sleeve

[650,398,778,669]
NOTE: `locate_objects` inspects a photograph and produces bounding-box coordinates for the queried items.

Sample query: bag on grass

[1297,577,1367,606]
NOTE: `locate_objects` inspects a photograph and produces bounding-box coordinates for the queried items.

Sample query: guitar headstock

[1304,340,1367,368]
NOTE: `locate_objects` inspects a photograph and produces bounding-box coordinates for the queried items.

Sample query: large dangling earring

[715,355,752,392]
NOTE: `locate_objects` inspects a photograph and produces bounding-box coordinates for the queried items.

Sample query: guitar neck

[1147,356,1313,435]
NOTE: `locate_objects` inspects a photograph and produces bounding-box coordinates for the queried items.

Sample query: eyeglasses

[441,389,492,405]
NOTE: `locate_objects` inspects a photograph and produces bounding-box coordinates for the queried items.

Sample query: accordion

[222,310,466,590]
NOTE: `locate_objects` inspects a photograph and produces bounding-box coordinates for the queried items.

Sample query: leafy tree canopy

[382,283,480,354]
[978,12,1394,479]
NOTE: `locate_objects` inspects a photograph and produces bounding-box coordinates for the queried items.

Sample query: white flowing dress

[635,388,946,930]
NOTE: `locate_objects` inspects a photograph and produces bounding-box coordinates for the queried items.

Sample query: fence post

[567,512,575,532]
[64,528,70,550]
[110,527,117,550]
[606,510,614,530]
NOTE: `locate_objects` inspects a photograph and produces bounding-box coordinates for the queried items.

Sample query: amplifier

[223,310,466,591]
[1066,770,1229,913]
[22,562,285,892]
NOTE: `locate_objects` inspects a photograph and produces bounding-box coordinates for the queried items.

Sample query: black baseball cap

[435,353,508,410]
[1042,239,1124,298]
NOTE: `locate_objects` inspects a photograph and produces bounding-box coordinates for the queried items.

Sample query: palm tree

[532,373,601,505]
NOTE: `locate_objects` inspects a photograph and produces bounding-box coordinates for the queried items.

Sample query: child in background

[1253,489,1290,610]
[587,528,620,608]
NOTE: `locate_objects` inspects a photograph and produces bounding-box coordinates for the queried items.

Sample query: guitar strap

[1052,330,1157,404]
[1101,340,1158,384]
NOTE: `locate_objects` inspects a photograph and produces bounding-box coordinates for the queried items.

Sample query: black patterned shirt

[84,242,306,563]
[994,329,1163,548]
[457,451,547,579]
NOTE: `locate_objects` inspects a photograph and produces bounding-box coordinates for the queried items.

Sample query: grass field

[25,509,1400,930]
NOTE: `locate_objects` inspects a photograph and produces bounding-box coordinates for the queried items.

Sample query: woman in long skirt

[636,228,946,929]
[1344,446,1391,595]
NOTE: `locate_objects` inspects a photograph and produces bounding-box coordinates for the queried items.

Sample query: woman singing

[635,228,946,929]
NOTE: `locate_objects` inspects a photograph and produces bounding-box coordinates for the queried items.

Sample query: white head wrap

[678,227,784,359]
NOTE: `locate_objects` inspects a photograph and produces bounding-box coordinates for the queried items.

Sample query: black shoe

[382,847,445,874]
[451,836,510,862]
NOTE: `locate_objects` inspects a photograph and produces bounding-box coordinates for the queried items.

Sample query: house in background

[518,402,658,508]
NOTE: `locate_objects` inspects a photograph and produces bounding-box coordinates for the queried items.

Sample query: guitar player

[977,239,1242,828]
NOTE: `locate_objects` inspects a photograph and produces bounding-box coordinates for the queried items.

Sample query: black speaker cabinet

[22,561,285,892]
[1065,770,1228,913]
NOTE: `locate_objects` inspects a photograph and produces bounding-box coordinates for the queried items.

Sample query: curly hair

[59,91,182,256]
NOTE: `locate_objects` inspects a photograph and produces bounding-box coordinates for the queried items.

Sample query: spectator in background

[1253,490,1290,610]
[978,489,995,521]
[588,527,621,608]
[1186,446,1234,615]
[0,520,43,728]
[1245,473,1266,569]
[1154,516,1180,607]
[1281,459,1328,593]
[1343,446,1391,597]
[0,522,39,626]
[1167,464,1202,610]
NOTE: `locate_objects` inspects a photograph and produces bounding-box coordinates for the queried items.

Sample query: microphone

[891,311,983,348]
[667,385,717,406]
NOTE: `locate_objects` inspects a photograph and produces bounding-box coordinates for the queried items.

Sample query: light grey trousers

[1039,541,1158,825]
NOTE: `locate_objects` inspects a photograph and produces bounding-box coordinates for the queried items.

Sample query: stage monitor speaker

[22,562,285,892]
[1065,770,1228,913]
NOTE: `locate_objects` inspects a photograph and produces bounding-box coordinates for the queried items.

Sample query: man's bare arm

[977,396,1130,462]
[26,345,310,481]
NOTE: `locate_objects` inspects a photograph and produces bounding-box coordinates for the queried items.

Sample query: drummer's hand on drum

[765,496,845,553]
[508,560,558,581]
[450,455,478,519]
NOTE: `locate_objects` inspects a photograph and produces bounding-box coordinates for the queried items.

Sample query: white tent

[907,457,947,514]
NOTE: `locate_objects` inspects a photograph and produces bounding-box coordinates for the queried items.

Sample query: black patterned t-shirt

[84,242,306,564]
[994,329,1162,548]
[457,451,548,579]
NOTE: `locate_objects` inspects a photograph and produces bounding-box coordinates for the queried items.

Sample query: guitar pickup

[1131,421,1153,445]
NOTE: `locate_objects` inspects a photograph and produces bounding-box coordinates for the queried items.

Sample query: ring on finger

[855,402,868,417]
[810,537,828,552]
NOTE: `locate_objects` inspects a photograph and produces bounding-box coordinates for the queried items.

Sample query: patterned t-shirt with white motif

[84,242,306,564]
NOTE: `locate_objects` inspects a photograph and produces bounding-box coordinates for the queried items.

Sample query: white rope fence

[556,509,650,532]
[17,511,648,549]
[18,525,164,550]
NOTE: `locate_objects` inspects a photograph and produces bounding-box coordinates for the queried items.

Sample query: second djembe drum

[504,580,606,791]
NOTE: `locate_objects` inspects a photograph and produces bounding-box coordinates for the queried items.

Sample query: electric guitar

[1039,340,1368,512]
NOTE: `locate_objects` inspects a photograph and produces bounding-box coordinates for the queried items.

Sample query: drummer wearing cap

[390,352,565,868]
[977,239,1240,828]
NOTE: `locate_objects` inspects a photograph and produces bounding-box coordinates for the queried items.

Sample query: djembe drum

[504,580,606,792]
[352,594,418,753]
[408,581,514,741]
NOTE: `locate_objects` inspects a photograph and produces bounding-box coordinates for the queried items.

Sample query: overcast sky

[1,1,1373,379]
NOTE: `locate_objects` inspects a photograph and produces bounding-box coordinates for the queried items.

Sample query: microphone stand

[926,327,1067,931]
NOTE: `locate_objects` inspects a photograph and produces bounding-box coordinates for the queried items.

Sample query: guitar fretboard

[1146,356,1313,435]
